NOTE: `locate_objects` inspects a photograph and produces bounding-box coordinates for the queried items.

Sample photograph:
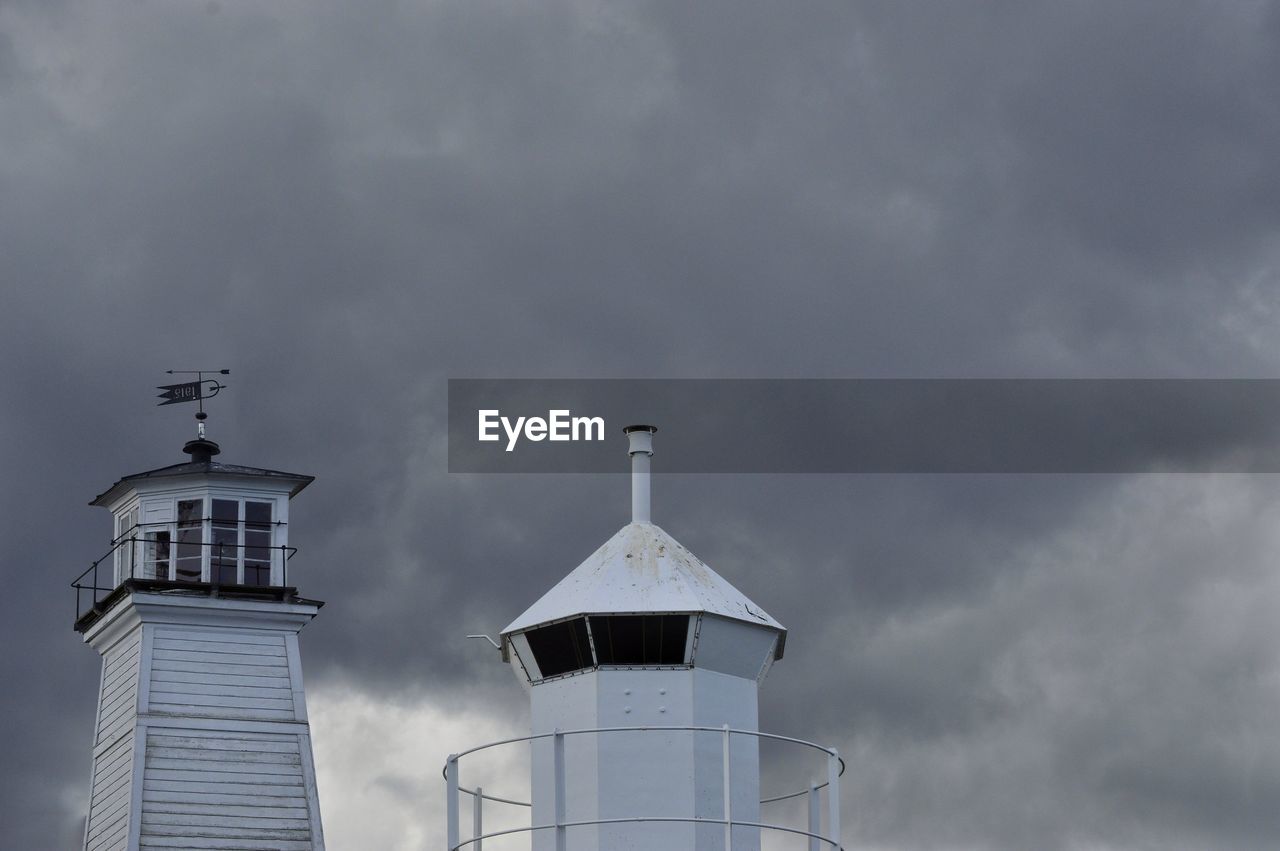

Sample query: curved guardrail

[443,724,843,850]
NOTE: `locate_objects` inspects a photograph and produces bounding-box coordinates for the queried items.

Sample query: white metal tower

[73,434,326,850]
[446,425,841,850]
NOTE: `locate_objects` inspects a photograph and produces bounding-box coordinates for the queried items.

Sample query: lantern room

[83,435,312,604]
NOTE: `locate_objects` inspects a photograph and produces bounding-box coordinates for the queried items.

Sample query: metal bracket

[466,634,501,651]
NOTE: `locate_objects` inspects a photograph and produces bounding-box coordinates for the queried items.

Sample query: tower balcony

[443,725,844,850]
[71,530,302,633]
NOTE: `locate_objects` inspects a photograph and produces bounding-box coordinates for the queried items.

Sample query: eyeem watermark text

[478,409,605,452]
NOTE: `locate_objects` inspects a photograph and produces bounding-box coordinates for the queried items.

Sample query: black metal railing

[71,534,298,629]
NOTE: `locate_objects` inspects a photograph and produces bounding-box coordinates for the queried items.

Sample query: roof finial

[624,425,657,524]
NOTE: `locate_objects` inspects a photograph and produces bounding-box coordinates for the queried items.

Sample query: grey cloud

[3,1,1280,848]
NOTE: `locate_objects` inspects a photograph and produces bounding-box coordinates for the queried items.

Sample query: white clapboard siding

[140,728,314,848]
[81,588,324,850]
[86,627,143,851]
[85,728,134,851]
[96,629,142,747]
[148,628,296,720]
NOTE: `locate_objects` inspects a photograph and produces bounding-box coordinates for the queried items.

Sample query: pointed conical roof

[502,522,785,647]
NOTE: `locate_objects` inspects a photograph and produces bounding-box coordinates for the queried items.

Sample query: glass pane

[175,558,201,581]
[592,615,641,664]
[244,562,271,587]
[212,499,238,527]
[591,615,689,665]
[245,501,272,529]
[175,525,202,580]
[178,499,202,528]
[120,539,133,578]
[116,507,138,542]
[244,528,270,567]
[656,614,689,662]
[146,532,170,581]
[147,531,170,561]
[525,618,593,678]
[211,526,237,583]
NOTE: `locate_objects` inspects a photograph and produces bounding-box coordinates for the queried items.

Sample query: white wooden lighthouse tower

[446,426,842,850]
[73,432,325,850]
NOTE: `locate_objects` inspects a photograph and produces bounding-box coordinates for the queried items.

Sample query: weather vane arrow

[157,369,230,437]
[156,370,229,405]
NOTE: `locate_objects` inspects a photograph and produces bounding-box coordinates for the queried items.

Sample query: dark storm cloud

[3,1,1280,848]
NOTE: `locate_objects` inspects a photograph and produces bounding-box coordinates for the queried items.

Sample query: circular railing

[443,724,843,850]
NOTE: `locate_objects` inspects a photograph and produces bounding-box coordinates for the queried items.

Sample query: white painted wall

[84,625,142,851]
[81,592,325,851]
[528,667,763,851]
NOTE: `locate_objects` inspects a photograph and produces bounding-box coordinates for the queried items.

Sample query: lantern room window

[176,499,203,580]
[516,614,694,681]
[144,531,170,581]
[113,506,138,583]
[128,495,277,586]
[211,499,239,583]
[525,617,593,678]
[243,501,273,585]
[589,614,689,666]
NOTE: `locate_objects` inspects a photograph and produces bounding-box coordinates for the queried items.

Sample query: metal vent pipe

[624,425,657,524]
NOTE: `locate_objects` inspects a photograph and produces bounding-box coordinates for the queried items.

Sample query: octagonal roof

[502,522,785,655]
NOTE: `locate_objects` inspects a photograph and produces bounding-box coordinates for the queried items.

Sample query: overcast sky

[4,1,1280,849]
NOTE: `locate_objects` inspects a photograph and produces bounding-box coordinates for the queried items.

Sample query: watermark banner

[447,379,1280,473]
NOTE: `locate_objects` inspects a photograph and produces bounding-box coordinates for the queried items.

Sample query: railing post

[827,750,841,849]
[722,724,732,851]
[808,781,820,851]
[553,729,566,851]
[473,785,483,851]
[446,754,459,851]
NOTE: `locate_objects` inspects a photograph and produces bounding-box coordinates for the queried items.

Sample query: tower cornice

[82,588,323,647]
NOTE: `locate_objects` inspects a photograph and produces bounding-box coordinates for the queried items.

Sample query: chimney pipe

[624,425,657,524]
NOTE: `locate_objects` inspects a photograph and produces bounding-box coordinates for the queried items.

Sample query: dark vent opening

[591,614,689,665]
[525,617,593,678]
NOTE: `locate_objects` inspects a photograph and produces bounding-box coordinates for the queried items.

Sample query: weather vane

[156,369,230,439]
